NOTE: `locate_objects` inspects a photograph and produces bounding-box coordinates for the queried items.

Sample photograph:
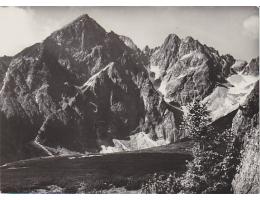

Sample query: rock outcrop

[119,35,139,51]
[0,55,12,88]
[242,57,259,76]
[231,60,248,73]
[231,81,259,193]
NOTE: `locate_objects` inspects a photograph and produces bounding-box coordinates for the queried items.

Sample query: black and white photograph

[0,4,259,195]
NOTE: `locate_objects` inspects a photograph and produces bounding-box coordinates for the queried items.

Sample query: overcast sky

[0,6,258,61]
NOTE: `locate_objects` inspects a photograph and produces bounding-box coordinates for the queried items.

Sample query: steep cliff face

[231,60,248,73]
[45,14,132,85]
[119,35,139,51]
[150,34,181,78]
[242,57,259,76]
[0,56,12,88]
[149,34,236,104]
[231,81,259,193]
[232,123,259,194]
[36,55,180,153]
[0,14,180,164]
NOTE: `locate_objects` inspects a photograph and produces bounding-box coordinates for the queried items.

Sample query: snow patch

[179,51,204,61]
[67,154,103,160]
[231,60,247,71]
[7,166,28,170]
[150,65,161,80]
[227,74,258,94]
[179,52,194,60]
[158,79,167,97]
[100,132,168,153]
[68,156,76,160]
[82,63,113,88]
[33,138,54,157]
[203,74,259,120]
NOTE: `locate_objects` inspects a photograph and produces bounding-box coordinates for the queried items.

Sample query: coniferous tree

[180,99,237,193]
[142,99,239,194]
[180,98,213,150]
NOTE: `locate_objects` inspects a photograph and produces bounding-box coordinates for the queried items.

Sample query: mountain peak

[164,33,180,43]
[168,33,180,39]
[183,36,194,43]
[161,33,181,50]
[75,13,91,21]
[48,13,106,52]
[61,13,105,33]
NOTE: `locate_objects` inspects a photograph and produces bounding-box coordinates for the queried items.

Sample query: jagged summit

[162,33,181,47]
[119,35,139,51]
[183,36,194,42]
[48,13,106,52]
[61,13,105,33]
[242,57,259,76]
[149,32,248,104]
[164,33,180,42]
[75,13,91,20]
[34,14,133,85]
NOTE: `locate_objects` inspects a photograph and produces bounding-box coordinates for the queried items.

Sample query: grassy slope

[0,141,192,193]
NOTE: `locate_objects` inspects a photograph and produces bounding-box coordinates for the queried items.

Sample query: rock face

[36,56,177,153]
[119,35,139,51]
[149,34,236,104]
[150,34,181,77]
[231,60,248,73]
[0,14,179,164]
[242,57,259,76]
[147,34,258,124]
[231,81,259,193]
[0,56,12,88]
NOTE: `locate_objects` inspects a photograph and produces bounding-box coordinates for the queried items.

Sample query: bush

[141,173,181,194]
[76,179,113,193]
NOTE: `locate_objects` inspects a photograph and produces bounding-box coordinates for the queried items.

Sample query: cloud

[242,15,259,40]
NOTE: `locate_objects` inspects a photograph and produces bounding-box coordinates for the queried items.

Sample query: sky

[0,6,259,61]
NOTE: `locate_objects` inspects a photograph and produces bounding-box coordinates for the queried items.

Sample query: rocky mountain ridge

[0,14,179,164]
[147,34,243,104]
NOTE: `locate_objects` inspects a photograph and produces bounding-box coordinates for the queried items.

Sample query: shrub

[141,173,181,194]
